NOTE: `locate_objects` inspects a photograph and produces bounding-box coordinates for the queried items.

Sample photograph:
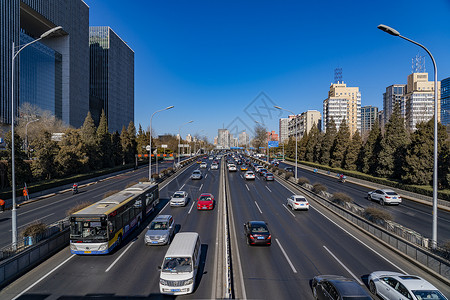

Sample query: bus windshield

[70,219,108,240]
[162,257,192,273]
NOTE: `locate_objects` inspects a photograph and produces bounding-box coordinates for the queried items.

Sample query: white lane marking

[180,183,185,190]
[12,254,76,300]
[105,241,135,272]
[254,201,263,214]
[245,184,250,191]
[205,174,208,179]
[240,174,243,179]
[10,213,55,232]
[265,186,272,193]
[323,246,363,285]
[282,204,295,217]
[188,202,195,214]
[199,184,203,191]
[276,239,297,273]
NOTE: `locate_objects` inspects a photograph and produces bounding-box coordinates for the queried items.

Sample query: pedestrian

[0,198,5,212]
[23,187,29,201]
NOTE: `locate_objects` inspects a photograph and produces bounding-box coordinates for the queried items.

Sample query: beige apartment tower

[323,82,361,135]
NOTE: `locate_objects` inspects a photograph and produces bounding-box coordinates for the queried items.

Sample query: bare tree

[251,124,267,152]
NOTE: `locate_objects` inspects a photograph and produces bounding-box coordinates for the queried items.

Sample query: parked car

[284,166,294,173]
[200,162,207,169]
[368,271,448,300]
[170,191,188,207]
[197,193,214,210]
[144,215,175,245]
[287,195,309,210]
[367,189,402,205]
[211,163,219,170]
[244,171,255,180]
[263,172,274,181]
[191,170,202,180]
[312,275,372,300]
[228,164,237,171]
[244,221,271,246]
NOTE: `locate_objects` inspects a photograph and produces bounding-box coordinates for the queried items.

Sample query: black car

[284,166,294,173]
[244,221,271,246]
[312,275,372,300]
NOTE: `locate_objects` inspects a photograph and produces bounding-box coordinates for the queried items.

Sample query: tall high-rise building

[441,77,450,126]
[287,110,321,139]
[279,117,292,143]
[89,26,134,133]
[323,82,361,135]
[383,84,406,125]
[1,0,89,127]
[403,73,441,131]
[238,131,250,147]
[361,106,378,134]
[218,129,230,149]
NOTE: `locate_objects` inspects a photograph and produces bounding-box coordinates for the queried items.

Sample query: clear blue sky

[85,0,450,142]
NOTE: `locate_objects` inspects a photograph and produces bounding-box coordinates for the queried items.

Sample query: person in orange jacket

[0,199,5,212]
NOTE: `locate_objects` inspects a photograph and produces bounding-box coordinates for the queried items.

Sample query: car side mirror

[157,266,161,270]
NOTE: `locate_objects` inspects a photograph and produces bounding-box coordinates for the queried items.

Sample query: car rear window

[295,197,307,202]
[386,192,398,196]
[251,226,268,233]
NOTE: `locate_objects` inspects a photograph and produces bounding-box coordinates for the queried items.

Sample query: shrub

[297,177,310,185]
[331,192,353,204]
[103,190,120,199]
[312,183,327,194]
[285,171,294,180]
[139,177,149,182]
[151,173,159,179]
[364,206,393,222]
[66,201,92,216]
[277,169,284,176]
[160,169,167,176]
[21,222,47,238]
[166,167,174,174]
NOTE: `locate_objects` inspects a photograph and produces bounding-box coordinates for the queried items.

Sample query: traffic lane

[276,161,450,243]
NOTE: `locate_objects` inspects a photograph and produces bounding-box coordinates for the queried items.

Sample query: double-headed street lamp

[378,24,439,250]
[149,106,174,181]
[274,106,298,180]
[178,121,194,165]
[10,26,63,249]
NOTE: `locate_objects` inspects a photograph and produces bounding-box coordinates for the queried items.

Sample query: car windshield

[70,220,108,240]
[193,171,200,175]
[173,193,184,198]
[150,221,168,230]
[200,195,212,201]
[251,225,268,233]
[412,290,447,299]
[162,257,192,273]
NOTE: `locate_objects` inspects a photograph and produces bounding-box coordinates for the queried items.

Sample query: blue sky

[85,0,450,142]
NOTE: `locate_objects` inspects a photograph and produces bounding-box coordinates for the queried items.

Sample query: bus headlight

[98,244,107,251]
[70,244,77,250]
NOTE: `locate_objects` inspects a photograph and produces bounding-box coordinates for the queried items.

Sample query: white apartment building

[287,110,321,139]
[238,131,250,147]
[218,129,230,149]
[279,117,292,143]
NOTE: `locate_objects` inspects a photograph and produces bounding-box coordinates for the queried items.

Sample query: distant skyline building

[238,131,250,147]
[1,0,89,128]
[185,134,192,143]
[89,26,134,133]
[287,110,321,139]
[441,77,450,126]
[323,82,361,135]
[361,106,378,135]
[218,128,230,149]
[403,73,441,131]
[279,117,292,144]
[383,84,406,125]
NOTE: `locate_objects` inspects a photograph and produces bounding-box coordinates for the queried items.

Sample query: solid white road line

[12,254,76,300]
[245,184,250,191]
[323,246,363,285]
[254,201,263,214]
[265,186,272,193]
[180,183,185,190]
[276,239,297,273]
[205,174,208,179]
[199,184,203,191]
[105,241,135,272]
[188,202,195,214]
[282,204,295,217]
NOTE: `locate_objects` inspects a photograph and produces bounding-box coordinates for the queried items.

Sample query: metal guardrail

[222,157,233,299]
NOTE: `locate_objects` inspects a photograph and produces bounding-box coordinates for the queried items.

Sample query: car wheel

[369,281,377,295]
[368,194,372,201]
[381,198,385,206]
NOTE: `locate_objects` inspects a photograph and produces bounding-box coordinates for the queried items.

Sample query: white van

[159,232,201,295]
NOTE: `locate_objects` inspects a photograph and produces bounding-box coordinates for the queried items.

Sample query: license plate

[152,241,158,244]
[171,289,181,292]
[202,207,207,209]
[257,237,264,240]
[84,251,91,254]
[392,197,397,199]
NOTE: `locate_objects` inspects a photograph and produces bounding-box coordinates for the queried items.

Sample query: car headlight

[160,278,168,285]
[160,235,168,240]
[184,278,194,285]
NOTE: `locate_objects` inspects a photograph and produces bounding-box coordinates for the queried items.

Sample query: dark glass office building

[89,26,134,133]
[1,0,89,128]
[441,77,450,126]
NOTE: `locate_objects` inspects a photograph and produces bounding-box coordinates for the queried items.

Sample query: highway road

[0,156,449,299]
[275,160,450,244]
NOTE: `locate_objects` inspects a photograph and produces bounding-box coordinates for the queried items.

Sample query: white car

[244,171,255,180]
[200,162,208,169]
[211,163,218,170]
[367,189,402,205]
[228,164,237,171]
[170,191,188,206]
[287,195,309,210]
[368,271,448,300]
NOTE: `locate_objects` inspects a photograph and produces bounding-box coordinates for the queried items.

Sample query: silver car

[170,191,188,207]
[200,162,207,169]
[368,189,402,205]
[287,195,309,210]
[144,215,175,245]
[211,163,219,170]
[191,170,202,180]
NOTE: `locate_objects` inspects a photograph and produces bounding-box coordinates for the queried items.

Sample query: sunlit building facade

[441,77,450,126]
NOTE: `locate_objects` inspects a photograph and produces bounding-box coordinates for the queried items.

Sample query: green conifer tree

[97,110,113,168]
[330,118,350,168]
[319,117,337,166]
[360,121,382,174]
[343,129,362,171]
[5,131,32,187]
[31,131,59,180]
[80,112,99,170]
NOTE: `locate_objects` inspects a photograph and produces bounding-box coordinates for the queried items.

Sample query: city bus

[69,182,159,254]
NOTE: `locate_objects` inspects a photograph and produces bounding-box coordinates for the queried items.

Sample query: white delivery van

[159,232,201,295]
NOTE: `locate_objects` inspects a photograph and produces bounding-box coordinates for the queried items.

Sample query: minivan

[159,232,201,295]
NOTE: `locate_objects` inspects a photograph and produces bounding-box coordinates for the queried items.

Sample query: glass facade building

[383,84,406,125]
[441,77,450,126]
[361,105,378,134]
[89,26,134,133]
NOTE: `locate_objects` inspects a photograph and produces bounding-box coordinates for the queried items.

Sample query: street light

[25,118,39,158]
[10,25,63,249]
[194,129,204,155]
[378,24,439,249]
[178,120,194,165]
[149,106,174,181]
[274,106,298,180]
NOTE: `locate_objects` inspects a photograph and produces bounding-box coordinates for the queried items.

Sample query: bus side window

[122,210,129,225]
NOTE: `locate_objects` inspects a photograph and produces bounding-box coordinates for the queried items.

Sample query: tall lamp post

[11,26,62,249]
[274,106,298,180]
[25,118,39,158]
[178,120,193,165]
[194,129,204,155]
[149,106,174,181]
[378,24,439,249]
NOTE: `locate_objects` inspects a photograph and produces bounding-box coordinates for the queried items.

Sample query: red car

[197,193,214,210]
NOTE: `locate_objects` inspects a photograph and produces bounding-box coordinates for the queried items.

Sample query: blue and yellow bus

[70,182,159,254]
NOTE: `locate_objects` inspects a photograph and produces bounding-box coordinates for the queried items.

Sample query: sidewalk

[281,160,450,212]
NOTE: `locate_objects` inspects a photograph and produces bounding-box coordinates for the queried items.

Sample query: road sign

[161,144,168,148]
[268,141,279,148]
[146,145,151,151]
